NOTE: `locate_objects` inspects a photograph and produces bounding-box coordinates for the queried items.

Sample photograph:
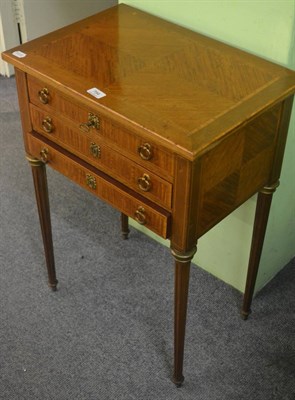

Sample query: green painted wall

[119,0,295,292]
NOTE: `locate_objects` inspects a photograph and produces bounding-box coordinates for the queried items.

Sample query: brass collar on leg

[260,181,280,195]
[26,154,44,167]
[171,247,197,263]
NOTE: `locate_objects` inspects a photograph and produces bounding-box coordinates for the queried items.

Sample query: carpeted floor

[0,76,294,399]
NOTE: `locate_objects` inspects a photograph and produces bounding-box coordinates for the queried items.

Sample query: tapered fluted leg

[27,156,58,290]
[241,182,279,319]
[121,213,130,239]
[171,247,197,386]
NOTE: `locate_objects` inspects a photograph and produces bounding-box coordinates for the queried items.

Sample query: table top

[2,4,295,159]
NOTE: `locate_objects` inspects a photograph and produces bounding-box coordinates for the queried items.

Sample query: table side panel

[170,157,202,252]
[14,69,32,152]
[268,95,294,184]
[197,102,282,236]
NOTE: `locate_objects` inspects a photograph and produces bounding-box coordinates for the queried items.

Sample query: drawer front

[27,133,171,239]
[27,75,174,179]
[30,105,172,210]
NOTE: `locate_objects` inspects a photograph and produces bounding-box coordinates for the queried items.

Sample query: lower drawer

[27,133,171,239]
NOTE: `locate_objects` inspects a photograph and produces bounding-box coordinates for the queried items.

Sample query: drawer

[27,75,174,179]
[30,104,173,210]
[27,132,171,239]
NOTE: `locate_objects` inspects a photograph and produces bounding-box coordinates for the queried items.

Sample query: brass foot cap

[121,227,130,240]
[172,375,184,388]
[241,309,251,320]
[48,280,58,292]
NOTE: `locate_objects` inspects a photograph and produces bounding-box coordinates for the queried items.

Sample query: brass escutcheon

[86,173,97,190]
[42,116,54,133]
[134,206,147,225]
[38,87,50,104]
[90,142,101,158]
[138,143,153,161]
[80,113,100,133]
[137,173,152,192]
[40,148,49,163]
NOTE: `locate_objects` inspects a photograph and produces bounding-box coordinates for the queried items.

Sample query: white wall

[0,0,118,76]
[0,0,19,76]
[0,17,6,76]
[21,0,117,41]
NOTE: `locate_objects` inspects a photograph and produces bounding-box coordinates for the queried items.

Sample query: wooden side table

[2,4,295,386]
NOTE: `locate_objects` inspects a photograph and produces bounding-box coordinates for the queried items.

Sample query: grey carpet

[0,76,294,399]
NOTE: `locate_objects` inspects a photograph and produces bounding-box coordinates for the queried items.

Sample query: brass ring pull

[42,116,54,133]
[40,148,49,163]
[38,88,50,104]
[137,173,152,192]
[86,173,97,190]
[135,206,147,225]
[138,143,153,161]
[80,113,100,133]
[90,142,101,158]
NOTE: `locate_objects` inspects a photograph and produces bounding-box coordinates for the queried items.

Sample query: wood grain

[198,103,282,237]
[14,69,32,151]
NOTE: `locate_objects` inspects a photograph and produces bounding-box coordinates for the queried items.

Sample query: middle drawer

[30,104,172,210]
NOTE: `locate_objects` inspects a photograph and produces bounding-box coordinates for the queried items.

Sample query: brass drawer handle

[137,173,152,192]
[90,142,101,158]
[42,116,54,133]
[86,173,97,190]
[38,88,50,104]
[135,206,146,225]
[40,148,49,163]
[138,143,153,161]
[80,113,100,133]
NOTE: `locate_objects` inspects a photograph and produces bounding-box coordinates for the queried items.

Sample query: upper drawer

[30,104,173,210]
[27,75,174,180]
